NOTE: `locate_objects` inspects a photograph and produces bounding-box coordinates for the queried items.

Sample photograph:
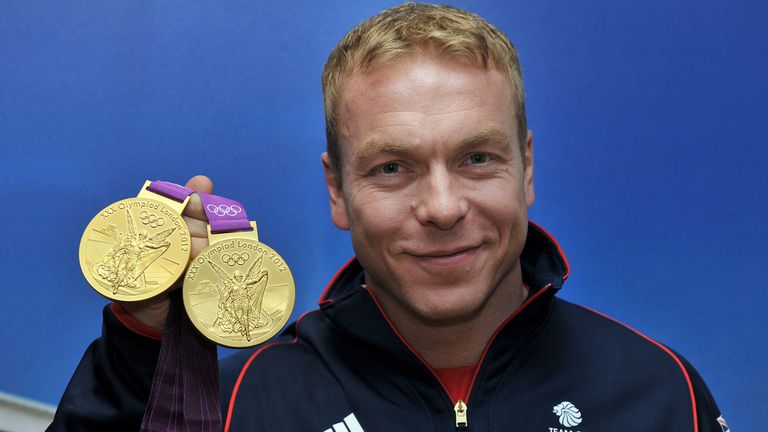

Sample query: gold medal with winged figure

[79,196,191,301]
[79,180,192,302]
[183,230,295,348]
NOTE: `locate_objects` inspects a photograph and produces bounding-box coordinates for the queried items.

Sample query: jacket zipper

[454,399,468,430]
[448,283,551,431]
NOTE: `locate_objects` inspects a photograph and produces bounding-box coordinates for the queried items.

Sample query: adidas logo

[323,413,364,432]
[717,416,730,432]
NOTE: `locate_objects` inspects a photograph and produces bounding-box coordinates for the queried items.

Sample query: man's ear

[524,130,535,208]
[322,152,350,230]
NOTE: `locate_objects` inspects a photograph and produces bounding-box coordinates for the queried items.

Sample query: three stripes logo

[323,413,364,432]
[717,416,730,432]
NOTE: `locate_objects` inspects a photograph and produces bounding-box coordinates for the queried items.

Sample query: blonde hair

[322,2,527,177]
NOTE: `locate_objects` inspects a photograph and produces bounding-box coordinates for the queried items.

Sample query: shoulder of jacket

[549,298,687,365]
[543,298,707,425]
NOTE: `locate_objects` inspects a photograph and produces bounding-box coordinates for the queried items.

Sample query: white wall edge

[0,391,55,432]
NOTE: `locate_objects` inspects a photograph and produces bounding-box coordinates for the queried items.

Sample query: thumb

[184,175,214,220]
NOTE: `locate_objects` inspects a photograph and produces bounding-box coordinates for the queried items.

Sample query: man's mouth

[406,245,482,268]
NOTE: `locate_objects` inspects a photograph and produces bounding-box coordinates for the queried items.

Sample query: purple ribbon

[147,181,195,202]
[140,292,221,432]
[198,193,252,233]
[148,181,251,233]
[140,181,224,432]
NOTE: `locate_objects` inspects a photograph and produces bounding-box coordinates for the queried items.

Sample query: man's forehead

[341,50,510,102]
[339,59,512,119]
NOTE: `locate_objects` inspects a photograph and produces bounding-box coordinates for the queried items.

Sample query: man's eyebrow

[457,126,513,152]
[352,138,414,167]
[352,126,513,167]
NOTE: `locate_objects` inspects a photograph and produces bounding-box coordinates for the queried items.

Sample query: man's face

[323,53,534,325]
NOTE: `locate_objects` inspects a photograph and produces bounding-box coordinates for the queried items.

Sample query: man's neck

[368,268,528,369]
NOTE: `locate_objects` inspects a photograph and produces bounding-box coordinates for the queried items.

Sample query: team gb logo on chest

[548,401,585,432]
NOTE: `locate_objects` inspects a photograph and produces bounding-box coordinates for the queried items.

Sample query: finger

[190,236,210,260]
[185,175,213,193]
[184,214,209,239]
[184,214,211,262]
[183,175,214,220]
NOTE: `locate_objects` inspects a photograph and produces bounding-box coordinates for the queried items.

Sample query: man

[50,4,725,431]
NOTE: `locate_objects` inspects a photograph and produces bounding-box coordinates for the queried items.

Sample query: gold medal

[183,222,295,348]
[79,181,192,301]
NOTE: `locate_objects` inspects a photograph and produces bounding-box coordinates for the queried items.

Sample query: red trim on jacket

[109,303,164,341]
[318,257,357,306]
[579,306,699,432]
[224,311,317,432]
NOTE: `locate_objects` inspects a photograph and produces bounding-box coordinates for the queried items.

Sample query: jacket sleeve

[47,305,162,432]
[678,354,728,432]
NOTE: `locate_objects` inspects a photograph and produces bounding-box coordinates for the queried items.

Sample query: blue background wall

[1,1,765,428]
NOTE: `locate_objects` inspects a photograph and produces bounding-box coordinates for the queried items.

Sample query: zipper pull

[454,399,468,430]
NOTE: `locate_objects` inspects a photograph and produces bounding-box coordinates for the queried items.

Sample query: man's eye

[380,162,400,174]
[468,153,489,164]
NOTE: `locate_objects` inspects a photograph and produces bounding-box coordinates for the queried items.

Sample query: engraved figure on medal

[185,239,295,347]
[204,251,275,342]
[92,210,176,294]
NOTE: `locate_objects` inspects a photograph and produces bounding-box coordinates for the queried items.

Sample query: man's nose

[414,169,469,230]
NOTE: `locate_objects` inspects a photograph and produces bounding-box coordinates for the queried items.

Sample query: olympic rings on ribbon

[206,204,242,217]
[139,210,166,228]
[222,252,249,266]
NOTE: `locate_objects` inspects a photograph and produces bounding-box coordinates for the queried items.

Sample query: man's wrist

[112,302,166,340]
